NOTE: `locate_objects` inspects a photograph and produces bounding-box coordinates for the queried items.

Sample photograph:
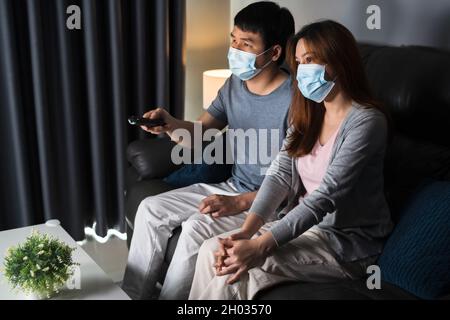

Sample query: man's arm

[141,108,226,148]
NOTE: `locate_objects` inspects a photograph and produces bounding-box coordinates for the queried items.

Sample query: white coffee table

[0,221,130,300]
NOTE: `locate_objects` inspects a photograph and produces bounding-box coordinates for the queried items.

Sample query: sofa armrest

[126,137,181,179]
[125,165,140,192]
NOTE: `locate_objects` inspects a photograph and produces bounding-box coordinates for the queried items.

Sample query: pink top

[296,124,342,197]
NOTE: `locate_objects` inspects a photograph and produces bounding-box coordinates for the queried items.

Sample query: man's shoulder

[223,74,241,90]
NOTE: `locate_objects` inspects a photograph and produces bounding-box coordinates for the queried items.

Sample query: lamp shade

[203,69,232,109]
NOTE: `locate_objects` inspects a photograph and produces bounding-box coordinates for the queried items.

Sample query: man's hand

[199,193,255,218]
[141,107,176,135]
[141,110,226,148]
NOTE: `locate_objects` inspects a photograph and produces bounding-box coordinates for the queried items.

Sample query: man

[122,1,295,300]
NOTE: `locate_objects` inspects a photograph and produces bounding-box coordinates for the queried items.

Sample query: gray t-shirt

[207,72,292,192]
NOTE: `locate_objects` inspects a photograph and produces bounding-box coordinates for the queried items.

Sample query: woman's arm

[246,127,295,223]
[224,128,295,240]
[213,128,294,278]
[269,112,388,246]
[227,213,265,240]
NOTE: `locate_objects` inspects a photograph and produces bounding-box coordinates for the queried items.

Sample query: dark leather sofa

[124,43,450,300]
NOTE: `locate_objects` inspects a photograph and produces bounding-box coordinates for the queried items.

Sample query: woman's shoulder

[347,102,388,140]
[350,102,387,123]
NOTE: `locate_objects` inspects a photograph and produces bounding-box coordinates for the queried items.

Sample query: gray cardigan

[249,102,394,262]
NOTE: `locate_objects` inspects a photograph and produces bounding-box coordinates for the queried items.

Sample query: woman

[189,20,393,300]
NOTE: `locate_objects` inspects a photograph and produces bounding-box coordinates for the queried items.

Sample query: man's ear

[272,45,283,63]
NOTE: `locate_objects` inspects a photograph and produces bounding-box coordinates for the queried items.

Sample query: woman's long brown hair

[285,20,390,157]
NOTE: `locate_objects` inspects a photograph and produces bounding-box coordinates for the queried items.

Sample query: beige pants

[189,225,376,300]
[122,180,247,300]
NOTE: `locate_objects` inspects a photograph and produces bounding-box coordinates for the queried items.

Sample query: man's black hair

[234,1,295,65]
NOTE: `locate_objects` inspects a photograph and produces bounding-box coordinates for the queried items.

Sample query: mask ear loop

[324,64,338,82]
[259,57,273,69]
[256,46,275,69]
[256,46,274,57]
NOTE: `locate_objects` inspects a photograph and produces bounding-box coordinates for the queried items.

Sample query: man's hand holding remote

[140,106,226,148]
[141,107,176,135]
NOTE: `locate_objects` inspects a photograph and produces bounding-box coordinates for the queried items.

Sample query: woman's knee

[198,237,220,261]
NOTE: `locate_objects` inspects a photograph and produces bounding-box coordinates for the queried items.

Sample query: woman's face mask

[227,46,273,81]
[296,63,336,103]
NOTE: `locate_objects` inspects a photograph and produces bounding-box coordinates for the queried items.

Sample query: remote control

[128,116,166,128]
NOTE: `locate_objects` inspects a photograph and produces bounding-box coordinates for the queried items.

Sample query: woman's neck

[323,90,353,121]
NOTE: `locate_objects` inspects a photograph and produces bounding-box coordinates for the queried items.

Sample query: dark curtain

[0,0,186,240]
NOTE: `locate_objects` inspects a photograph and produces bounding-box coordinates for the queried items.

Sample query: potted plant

[2,230,79,299]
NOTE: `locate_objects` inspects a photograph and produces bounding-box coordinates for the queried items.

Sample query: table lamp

[202,69,232,109]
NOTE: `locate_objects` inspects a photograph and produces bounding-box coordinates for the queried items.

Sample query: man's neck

[245,64,287,96]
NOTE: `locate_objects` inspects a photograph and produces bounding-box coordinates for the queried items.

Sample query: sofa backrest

[359,44,450,222]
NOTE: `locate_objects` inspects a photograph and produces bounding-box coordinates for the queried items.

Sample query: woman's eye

[305,57,312,63]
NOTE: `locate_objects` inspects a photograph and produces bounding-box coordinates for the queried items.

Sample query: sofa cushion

[384,134,450,222]
[378,179,450,299]
[256,280,418,300]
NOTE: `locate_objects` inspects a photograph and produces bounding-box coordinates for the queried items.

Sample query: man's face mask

[227,46,273,81]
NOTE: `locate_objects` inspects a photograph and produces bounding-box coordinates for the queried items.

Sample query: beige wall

[184,0,231,121]
[230,0,450,49]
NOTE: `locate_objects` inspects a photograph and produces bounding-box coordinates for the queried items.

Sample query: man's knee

[180,218,210,240]
[135,195,165,225]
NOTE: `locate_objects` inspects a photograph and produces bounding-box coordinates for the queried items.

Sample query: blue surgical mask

[296,64,336,103]
[227,47,273,81]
